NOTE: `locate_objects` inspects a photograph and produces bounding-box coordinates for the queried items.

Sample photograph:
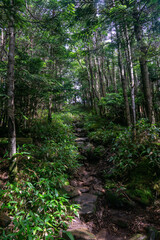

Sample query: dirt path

[63,122,160,240]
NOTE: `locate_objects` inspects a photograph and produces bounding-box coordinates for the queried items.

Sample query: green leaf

[62,231,75,240]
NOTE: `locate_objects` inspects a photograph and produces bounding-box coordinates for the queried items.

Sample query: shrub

[0,113,80,239]
[109,119,160,178]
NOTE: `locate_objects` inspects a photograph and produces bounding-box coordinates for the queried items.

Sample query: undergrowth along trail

[0,112,81,239]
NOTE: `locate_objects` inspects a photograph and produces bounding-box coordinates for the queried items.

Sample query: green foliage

[110,119,160,177]
[28,57,44,74]
[0,113,80,239]
[99,92,125,122]
[84,114,123,145]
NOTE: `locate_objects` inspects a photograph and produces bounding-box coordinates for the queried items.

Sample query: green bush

[84,117,123,146]
[110,119,160,177]
[1,180,79,239]
[99,92,125,122]
[0,113,80,239]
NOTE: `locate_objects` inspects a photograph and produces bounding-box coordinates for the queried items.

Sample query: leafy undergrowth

[83,114,160,206]
[0,112,81,239]
[83,113,124,146]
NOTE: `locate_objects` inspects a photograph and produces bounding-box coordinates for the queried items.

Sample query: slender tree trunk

[48,96,52,123]
[124,25,136,135]
[112,60,117,92]
[7,1,16,181]
[106,60,112,87]
[87,50,99,112]
[134,10,155,124]
[117,40,131,126]
[0,28,4,60]
[85,56,94,109]
[96,56,106,97]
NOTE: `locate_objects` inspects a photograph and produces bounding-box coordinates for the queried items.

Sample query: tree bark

[48,96,52,123]
[7,1,16,181]
[134,9,155,124]
[117,38,131,126]
[124,24,136,134]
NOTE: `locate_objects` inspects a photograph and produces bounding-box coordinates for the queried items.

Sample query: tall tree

[7,0,16,177]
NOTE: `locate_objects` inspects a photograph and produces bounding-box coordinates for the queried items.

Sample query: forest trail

[63,120,160,240]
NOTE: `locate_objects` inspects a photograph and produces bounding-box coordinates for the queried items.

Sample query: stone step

[72,193,97,216]
[62,228,97,240]
[74,128,84,133]
[75,137,88,142]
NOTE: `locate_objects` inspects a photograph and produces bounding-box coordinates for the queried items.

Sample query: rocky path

[63,122,160,240]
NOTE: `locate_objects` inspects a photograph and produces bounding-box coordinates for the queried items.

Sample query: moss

[126,158,155,205]
[127,187,152,205]
[105,180,117,189]
[153,180,160,196]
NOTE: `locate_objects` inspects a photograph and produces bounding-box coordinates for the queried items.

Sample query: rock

[82,176,96,186]
[76,141,84,147]
[70,180,78,187]
[73,193,97,215]
[0,212,11,227]
[129,234,147,240]
[75,128,84,132]
[62,228,97,240]
[83,143,95,152]
[73,193,97,205]
[63,185,81,198]
[96,229,108,240]
[79,202,96,216]
[93,185,105,193]
[79,187,90,193]
[75,137,88,142]
[67,217,88,231]
[112,217,128,228]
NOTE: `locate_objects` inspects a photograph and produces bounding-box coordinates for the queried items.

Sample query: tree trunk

[48,96,52,123]
[0,28,4,60]
[134,10,155,124]
[117,40,131,126]
[124,25,136,135]
[112,59,117,92]
[7,1,17,181]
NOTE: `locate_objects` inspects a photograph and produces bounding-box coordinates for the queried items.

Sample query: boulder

[0,212,11,227]
[62,228,97,240]
[73,193,97,215]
